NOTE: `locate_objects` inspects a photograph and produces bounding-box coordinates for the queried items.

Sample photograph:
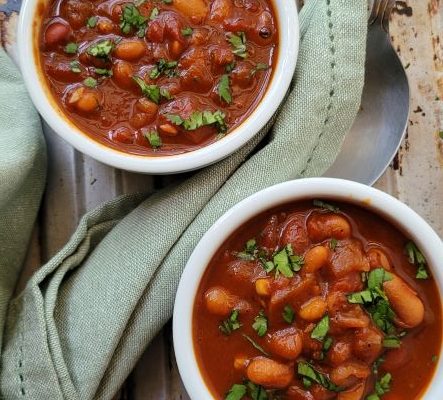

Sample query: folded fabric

[0,0,367,399]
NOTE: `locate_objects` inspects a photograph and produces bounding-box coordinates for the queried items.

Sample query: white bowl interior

[173,178,443,400]
[17,0,299,174]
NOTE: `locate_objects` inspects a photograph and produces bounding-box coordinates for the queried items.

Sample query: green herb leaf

[219,310,242,335]
[323,337,333,351]
[226,61,236,73]
[273,247,293,278]
[87,39,114,58]
[289,254,304,271]
[69,60,81,73]
[227,32,248,58]
[251,63,269,76]
[297,362,343,392]
[64,42,78,54]
[245,381,268,400]
[367,373,392,399]
[368,268,393,290]
[372,356,385,374]
[405,241,429,279]
[162,0,173,3]
[313,199,340,213]
[143,130,162,149]
[242,334,269,356]
[120,4,147,36]
[181,26,193,37]
[150,7,159,20]
[383,336,401,349]
[86,16,98,28]
[83,77,98,88]
[252,311,268,337]
[94,68,113,76]
[167,110,228,133]
[282,305,295,324]
[311,315,329,342]
[218,74,232,104]
[133,76,162,103]
[329,238,338,251]
[225,384,247,400]
[150,59,178,79]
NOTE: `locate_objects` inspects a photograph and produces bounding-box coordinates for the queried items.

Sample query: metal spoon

[324,0,409,185]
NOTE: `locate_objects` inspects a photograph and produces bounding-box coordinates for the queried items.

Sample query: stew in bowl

[173,179,443,400]
[18,0,298,173]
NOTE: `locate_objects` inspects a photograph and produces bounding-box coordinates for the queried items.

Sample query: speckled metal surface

[1,1,442,399]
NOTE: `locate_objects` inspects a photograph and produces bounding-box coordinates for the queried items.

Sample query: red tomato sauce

[193,200,442,400]
[37,0,279,156]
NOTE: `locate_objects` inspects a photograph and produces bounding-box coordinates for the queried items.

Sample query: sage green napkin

[0,0,367,398]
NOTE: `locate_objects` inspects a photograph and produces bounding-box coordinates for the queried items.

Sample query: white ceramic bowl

[17,1,299,174]
[173,178,443,400]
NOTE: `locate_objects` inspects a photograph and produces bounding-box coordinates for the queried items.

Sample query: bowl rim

[17,0,299,174]
[173,177,443,400]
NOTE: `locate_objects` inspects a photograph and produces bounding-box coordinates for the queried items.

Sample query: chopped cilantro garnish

[252,310,268,337]
[225,381,268,400]
[120,4,147,37]
[323,337,333,351]
[150,59,178,79]
[94,68,112,76]
[87,39,113,58]
[242,334,269,356]
[313,199,340,213]
[225,384,247,400]
[166,110,228,133]
[181,26,193,37]
[150,7,159,20]
[251,63,269,76]
[329,238,338,250]
[69,60,81,73]
[311,315,329,342]
[297,362,343,392]
[218,74,232,104]
[162,0,173,3]
[133,76,167,104]
[86,16,98,28]
[405,241,429,279]
[226,62,236,73]
[227,32,248,58]
[347,268,396,335]
[83,77,98,88]
[64,42,78,54]
[144,130,162,149]
[383,335,401,348]
[367,373,392,400]
[282,305,295,324]
[219,310,241,335]
[273,244,304,278]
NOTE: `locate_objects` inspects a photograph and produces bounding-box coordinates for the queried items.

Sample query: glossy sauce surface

[193,201,442,400]
[38,0,278,156]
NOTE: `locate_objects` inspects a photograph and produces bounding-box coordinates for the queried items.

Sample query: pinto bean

[246,357,293,388]
[44,21,71,46]
[383,274,425,328]
[337,382,365,400]
[307,213,351,242]
[304,246,329,273]
[173,0,208,23]
[159,124,179,136]
[114,40,146,61]
[367,248,392,270]
[112,61,134,89]
[204,287,250,316]
[68,87,100,112]
[330,361,370,388]
[266,327,303,360]
[298,296,327,321]
[234,355,249,371]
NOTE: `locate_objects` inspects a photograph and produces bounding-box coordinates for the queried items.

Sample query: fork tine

[381,0,395,32]
[369,0,391,28]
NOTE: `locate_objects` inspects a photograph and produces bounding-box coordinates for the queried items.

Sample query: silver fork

[325,0,410,185]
